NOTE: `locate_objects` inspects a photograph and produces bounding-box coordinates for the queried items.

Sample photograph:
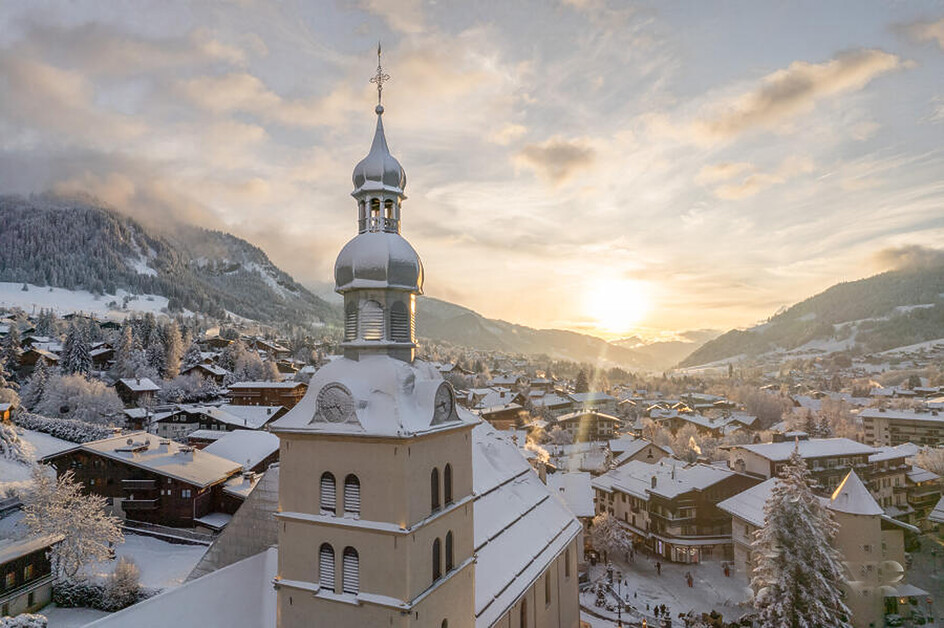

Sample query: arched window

[384,198,395,220]
[342,547,359,594]
[520,598,527,627]
[370,197,380,218]
[359,300,384,341]
[344,474,360,517]
[443,464,453,505]
[320,472,336,514]
[344,301,357,342]
[430,468,440,512]
[319,544,335,591]
[389,301,411,342]
[441,621,448,628]
[445,531,454,572]
[432,538,442,582]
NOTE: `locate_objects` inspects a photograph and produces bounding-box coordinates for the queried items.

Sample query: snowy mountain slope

[681,261,944,367]
[0,195,337,328]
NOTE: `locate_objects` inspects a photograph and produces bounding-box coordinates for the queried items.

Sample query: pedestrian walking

[656,561,661,575]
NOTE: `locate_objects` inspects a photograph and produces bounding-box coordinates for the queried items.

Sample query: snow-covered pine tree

[19,360,50,410]
[1,323,22,374]
[113,324,135,379]
[574,370,590,393]
[181,341,203,371]
[163,321,183,379]
[751,447,851,627]
[22,466,123,581]
[145,326,166,377]
[61,323,92,376]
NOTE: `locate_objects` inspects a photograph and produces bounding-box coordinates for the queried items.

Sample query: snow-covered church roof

[828,470,883,516]
[270,354,476,438]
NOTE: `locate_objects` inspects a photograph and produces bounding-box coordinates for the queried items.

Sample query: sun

[584,279,652,337]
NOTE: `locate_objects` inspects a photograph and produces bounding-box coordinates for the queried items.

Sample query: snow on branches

[751,448,851,628]
[22,466,124,581]
[589,511,631,559]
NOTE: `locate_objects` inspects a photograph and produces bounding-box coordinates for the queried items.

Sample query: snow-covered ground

[0,282,173,319]
[83,533,208,590]
[42,534,208,627]
[580,554,752,626]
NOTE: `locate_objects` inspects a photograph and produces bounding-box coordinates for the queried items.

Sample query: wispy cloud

[515,137,595,184]
[901,17,944,50]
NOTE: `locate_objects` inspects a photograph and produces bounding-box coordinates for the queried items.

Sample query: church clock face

[315,383,355,424]
[433,382,455,423]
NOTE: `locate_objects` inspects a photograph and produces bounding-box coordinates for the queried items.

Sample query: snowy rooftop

[568,392,616,403]
[556,409,620,423]
[199,404,283,430]
[0,534,63,565]
[546,472,595,518]
[45,432,243,488]
[868,442,920,463]
[117,377,160,392]
[859,408,944,424]
[472,422,581,627]
[907,466,939,484]
[734,437,876,461]
[593,460,737,500]
[186,429,227,442]
[829,471,884,516]
[228,381,304,389]
[717,478,831,528]
[87,547,277,628]
[203,430,279,470]
[271,354,477,438]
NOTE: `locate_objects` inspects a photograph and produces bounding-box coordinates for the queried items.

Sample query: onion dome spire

[336,45,423,363]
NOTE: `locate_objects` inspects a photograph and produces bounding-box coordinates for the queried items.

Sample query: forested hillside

[681,262,944,366]
[0,195,338,328]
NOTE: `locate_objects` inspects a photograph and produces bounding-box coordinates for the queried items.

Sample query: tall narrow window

[390,301,411,342]
[544,573,551,605]
[344,301,357,341]
[344,474,360,517]
[320,472,336,514]
[443,464,453,505]
[432,538,442,582]
[342,547,359,594]
[319,544,335,591]
[360,300,384,341]
[445,531,454,572]
[431,468,440,512]
[520,598,528,628]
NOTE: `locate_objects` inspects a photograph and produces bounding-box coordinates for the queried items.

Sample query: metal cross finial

[369,42,390,107]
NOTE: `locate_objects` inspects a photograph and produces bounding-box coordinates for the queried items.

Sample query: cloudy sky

[2,1,944,341]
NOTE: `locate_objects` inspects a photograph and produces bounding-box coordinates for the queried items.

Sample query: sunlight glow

[584,279,652,336]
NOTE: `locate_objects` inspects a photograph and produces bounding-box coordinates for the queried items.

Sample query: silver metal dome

[334,230,424,293]
[351,107,407,196]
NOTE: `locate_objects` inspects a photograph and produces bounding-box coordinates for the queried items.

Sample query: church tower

[271,47,477,628]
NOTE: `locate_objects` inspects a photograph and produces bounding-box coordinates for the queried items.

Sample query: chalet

[114,377,161,406]
[462,387,524,411]
[555,410,620,443]
[204,336,233,350]
[150,404,287,440]
[248,338,291,360]
[530,392,574,418]
[40,432,245,528]
[608,437,672,467]
[651,409,756,437]
[478,403,524,430]
[729,438,877,493]
[227,381,307,408]
[180,363,229,384]
[0,534,62,617]
[568,392,617,414]
[18,348,58,372]
[488,374,527,389]
[592,460,760,563]
[90,344,114,369]
[186,429,228,448]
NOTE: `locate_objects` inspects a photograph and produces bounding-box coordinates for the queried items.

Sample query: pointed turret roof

[829,470,883,516]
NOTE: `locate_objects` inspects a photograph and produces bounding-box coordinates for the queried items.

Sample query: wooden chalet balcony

[122,498,160,511]
[0,574,54,605]
[122,479,157,490]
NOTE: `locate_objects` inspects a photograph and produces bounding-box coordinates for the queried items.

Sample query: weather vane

[369,42,390,108]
